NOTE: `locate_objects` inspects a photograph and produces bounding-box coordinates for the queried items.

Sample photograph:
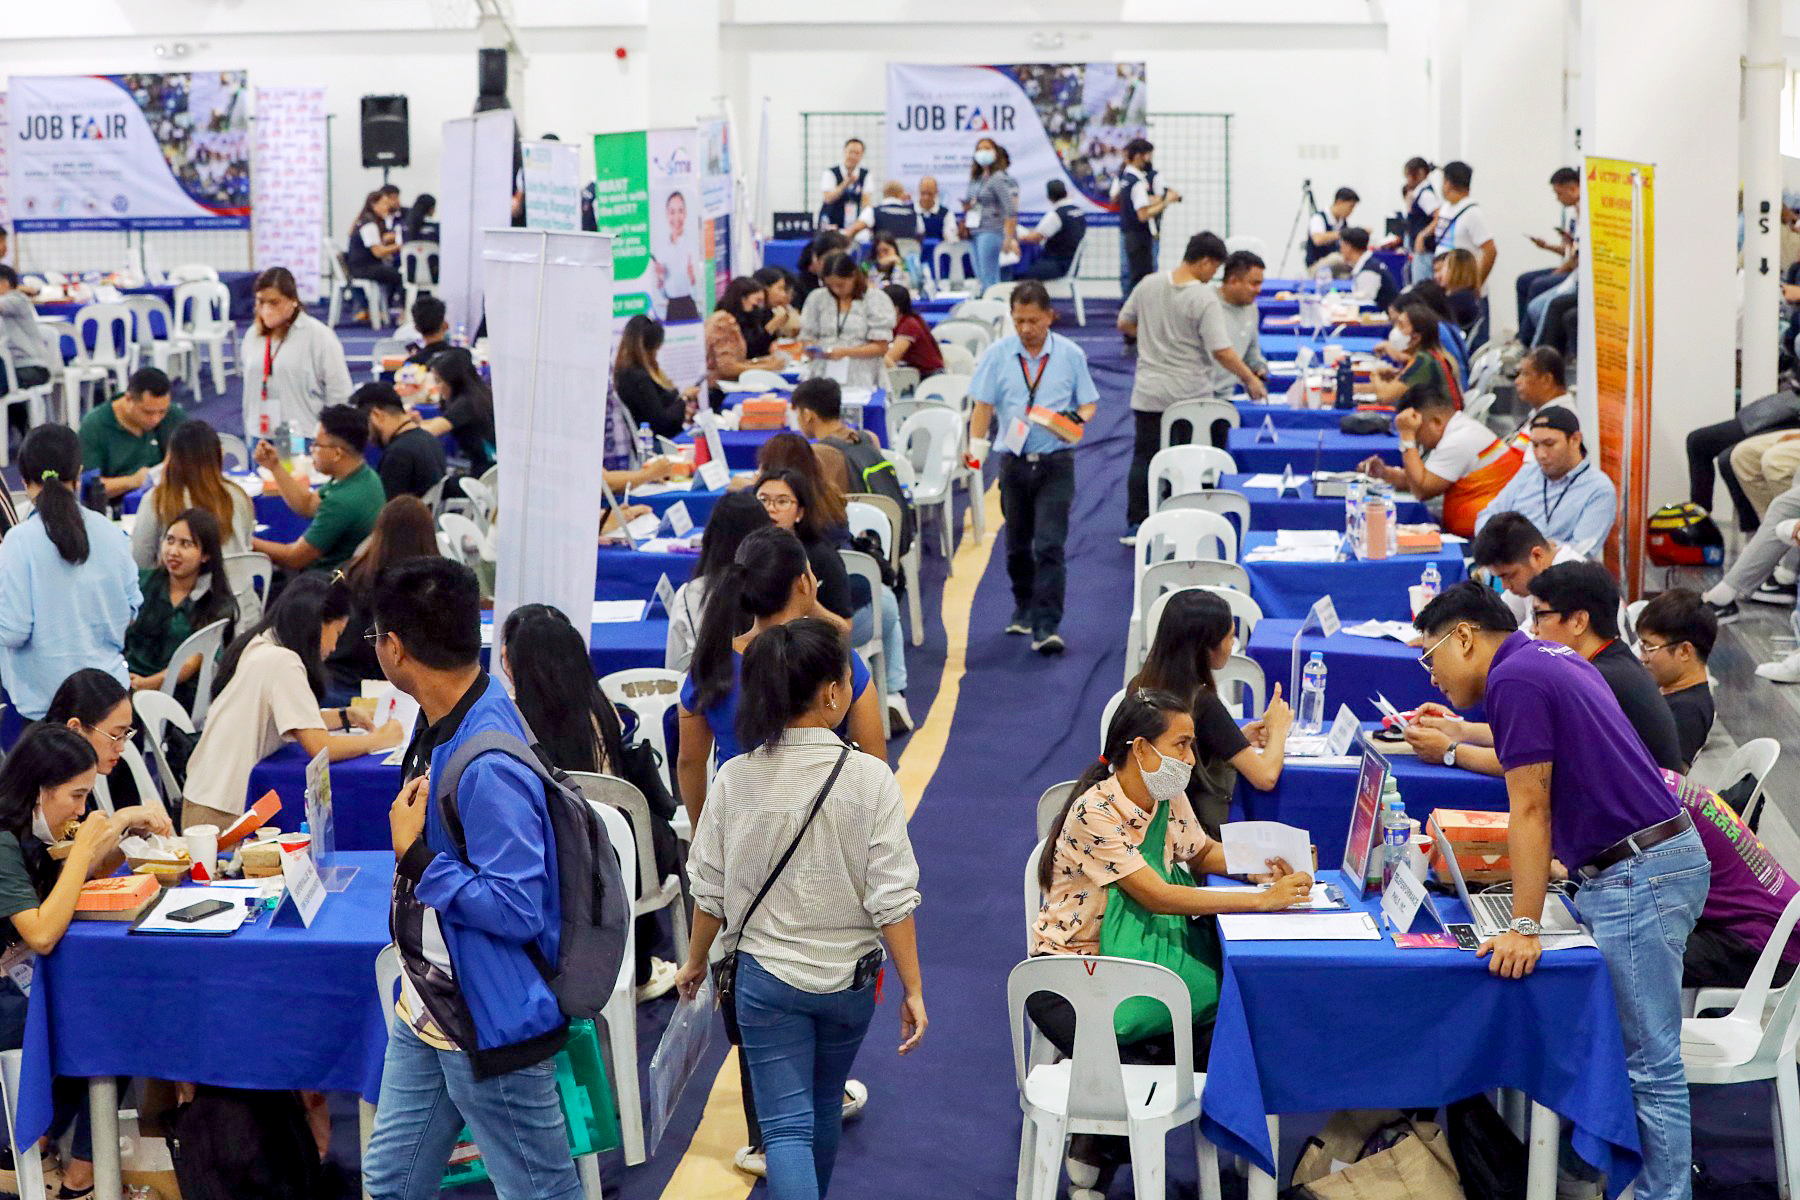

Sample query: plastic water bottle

[1362,493,1387,560]
[636,422,656,465]
[453,322,468,348]
[1420,562,1442,603]
[1344,476,1365,554]
[1335,356,1353,409]
[1383,487,1399,556]
[1381,793,1410,891]
[1299,652,1328,736]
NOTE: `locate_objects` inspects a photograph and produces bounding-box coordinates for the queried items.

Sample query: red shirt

[895,313,944,376]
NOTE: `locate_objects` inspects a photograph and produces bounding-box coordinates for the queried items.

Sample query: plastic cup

[1407,833,1435,881]
[185,825,219,884]
[277,832,312,858]
[1408,584,1430,618]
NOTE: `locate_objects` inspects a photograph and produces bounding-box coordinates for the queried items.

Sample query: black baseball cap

[1527,406,1580,436]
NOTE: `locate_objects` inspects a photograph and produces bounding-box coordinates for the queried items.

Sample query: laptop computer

[1428,815,1582,938]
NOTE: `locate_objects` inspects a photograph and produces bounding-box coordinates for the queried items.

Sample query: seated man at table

[1412,582,1707,1200]
[1633,588,1717,770]
[916,176,953,242]
[1470,510,1590,630]
[1204,249,1270,398]
[78,366,185,500]
[364,557,590,1200]
[0,266,54,437]
[1475,406,1615,554]
[1340,227,1399,309]
[353,382,446,501]
[1357,387,1518,538]
[1499,346,1574,455]
[1016,180,1087,281]
[403,294,455,371]
[251,403,386,576]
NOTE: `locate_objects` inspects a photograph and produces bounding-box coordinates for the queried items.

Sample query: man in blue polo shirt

[965,280,1099,654]
[1414,582,1709,1200]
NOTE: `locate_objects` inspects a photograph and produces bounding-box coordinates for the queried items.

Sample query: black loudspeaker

[475,49,509,111]
[360,95,409,168]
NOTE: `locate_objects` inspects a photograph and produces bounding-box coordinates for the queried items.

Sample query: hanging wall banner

[252,87,326,304]
[523,138,581,232]
[885,63,1147,217]
[439,109,516,336]
[593,128,704,385]
[699,117,732,315]
[1583,156,1654,583]
[484,228,615,634]
[8,72,250,231]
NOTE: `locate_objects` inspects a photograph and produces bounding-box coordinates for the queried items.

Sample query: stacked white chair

[598,668,688,839]
[1126,510,1240,671]
[938,343,978,377]
[1147,445,1237,506]
[1159,399,1241,453]
[840,548,889,714]
[222,552,272,626]
[1130,587,1265,683]
[122,294,194,387]
[952,297,1011,338]
[173,280,235,396]
[897,407,966,566]
[932,319,994,362]
[933,243,977,293]
[157,618,231,728]
[0,347,56,466]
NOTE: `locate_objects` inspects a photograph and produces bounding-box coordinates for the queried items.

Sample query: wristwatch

[1443,742,1459,767]
[1508,916,1542,937]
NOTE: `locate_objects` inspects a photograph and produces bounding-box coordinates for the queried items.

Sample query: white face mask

[1134,741,1192,806]
[31,806,55,845]
[974,149,996,167]
[1387,330,1413,355]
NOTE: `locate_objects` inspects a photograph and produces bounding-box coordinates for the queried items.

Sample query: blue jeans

[364,1018,583,1200]
[1528,274,1578,347]
[1576,826,1710,1200]
[972,231,1004,292]
[736,954,877,1200]
[851,585,907,694]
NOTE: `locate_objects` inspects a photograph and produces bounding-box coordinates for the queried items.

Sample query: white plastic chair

[1464,390,1497,425]
[938,343,978,377]
[1160,399,1242,452]
[983,282,1020,304]
[1041,238,1089,326]
[368,337,409,382]
[133,690,195,800]
[884,364,921,400]
[438,513,495,568]
[222,552,271,626]
[94,741,165,820]
[158,617,231,728]
[1466,344,1505,395]
[840,548,888,714]
[49,326,108,426]
[1216,655,1267,720]
[173,280,235,396]
[0,1049,47,1200]
[588,800,646,1166]
[1158,489,1252,535]
[1009,955,1222,1200]
[1134,510,1239,585]
[1129,559,1252,673]
[217,433,250,473]
[951,297,1010,337]
[933,243,977,292]
[325,238,385,331]
[933,319,993,361]
[75,303,138,397]
[851,491,922,646]
[123,294,194,387]
[598,668,686,835]
[1682,893,1800,1195]
[400,240,440,313]
[453,476,497,534]
[1035,781,1079,842]
[1098,687,1125,752]
[1713,738,1783,831]
[166,263,219,283]
[1147,445,1237,507]
[898,407,965,565]
[570,770,690,966]
[915,374,973,416]
[0,347,55,467]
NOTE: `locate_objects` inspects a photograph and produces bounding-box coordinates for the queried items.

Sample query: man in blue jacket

[362,558,582,1200]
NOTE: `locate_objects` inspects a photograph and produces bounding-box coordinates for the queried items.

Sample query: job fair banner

[699,116,732,314]
[592,127,704,385]
[885,62,1147,217]
[522,138,582,232]
[1583,155,1655,589]
[9,72,250,231]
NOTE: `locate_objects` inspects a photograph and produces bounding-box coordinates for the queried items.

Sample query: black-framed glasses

[1529,607,1565,628]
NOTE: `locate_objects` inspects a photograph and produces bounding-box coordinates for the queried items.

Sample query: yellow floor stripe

[658,483,1006,1198]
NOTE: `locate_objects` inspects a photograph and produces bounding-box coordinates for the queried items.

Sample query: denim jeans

[851,585,908,694]
[735,954,877,1200]
[1527,274,1578,347]
[972,231,1004,292]
[1515,268,1562,341]
[1576,826,1710,1200]
[364,1018,583,1200]
[999,451,1077,636]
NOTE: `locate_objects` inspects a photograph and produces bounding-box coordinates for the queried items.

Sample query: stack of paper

[1218,912,1381,941]
[1246,543,1339,563]
[1276,530,1343,548]
[1341,620,1417,642]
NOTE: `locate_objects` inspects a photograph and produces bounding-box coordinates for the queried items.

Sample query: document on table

[1276,529,1344,548]
[1341,619,1417,642]
[1194,882,1347,911]
[1245,543,1339,563]
[592,600,647,623]
[628,480,693,497]
[1220,821,1313,875]
[1217,912,1381,941]
[132,887,249,936]
[1238,473,1289,490]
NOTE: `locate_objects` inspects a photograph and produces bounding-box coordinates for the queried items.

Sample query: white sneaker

[1065,1153,1102,1188]
[634,957,677,1004]
[841,1078,868,1121]
[886,693,914,736]
[1758,651,1800,683]
[733,1146,766,1177]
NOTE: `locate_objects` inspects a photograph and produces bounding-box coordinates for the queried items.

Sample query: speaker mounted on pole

[360,95,410,169]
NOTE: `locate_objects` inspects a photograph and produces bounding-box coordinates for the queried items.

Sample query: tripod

[1276,178,1319,279]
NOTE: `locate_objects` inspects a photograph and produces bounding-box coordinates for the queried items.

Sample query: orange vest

[1442,434,1524,538]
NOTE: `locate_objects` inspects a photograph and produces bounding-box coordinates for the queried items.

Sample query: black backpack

[167,1086,354,1200]
[435,731,631,1020]
[824,432,916,558]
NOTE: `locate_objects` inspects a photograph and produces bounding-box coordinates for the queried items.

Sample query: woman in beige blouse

[797,254,895,390]
[706,276,784,405]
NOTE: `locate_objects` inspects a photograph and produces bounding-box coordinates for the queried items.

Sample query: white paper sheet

[1276,529,1343,548]
[134,887,249,935]
[1342,620,1418,642]
[1245,545,1339,563]
[628,480,693,498]
[1221,821,1313,875]
[637,536,703,554]
[1217,912,1381,941]
[1194,883,1345,911]
[1238,473,1288,489]
[592,600,647,623]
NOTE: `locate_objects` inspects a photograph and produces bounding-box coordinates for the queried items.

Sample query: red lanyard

[1017,349,1050,403]
[261,335,283,403]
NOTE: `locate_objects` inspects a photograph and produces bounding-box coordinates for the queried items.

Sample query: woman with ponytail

[1031,688,1311,1190]
[0,426,141,727]
[678,617,925,1197]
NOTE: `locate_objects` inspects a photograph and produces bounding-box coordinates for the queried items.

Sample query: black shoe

[1749,580,1798,606]
[1005,610,1032,636]
[1032,631,1066,655]
[1707,600,1741,624]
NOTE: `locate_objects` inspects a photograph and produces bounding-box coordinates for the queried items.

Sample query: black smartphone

[168,899,234,924]
[1447,922,1480,951]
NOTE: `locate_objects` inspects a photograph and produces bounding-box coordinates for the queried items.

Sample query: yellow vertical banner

[1583,156,1654,591]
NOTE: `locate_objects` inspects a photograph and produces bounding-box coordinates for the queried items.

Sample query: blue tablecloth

[1220,474,1430,532]
[1233,725,1504,867]
[1231,404,1369,433]
[1203,869,1641,1192]
[595,544,698,602]
[681,388,889,470]
[1260,319,1391,344]
[1241,532,1465,621]
[1227,428,1399,476]
[1246,620,1430,717]
[18,850,395,1142]
[634,484,726,527]
[477,615,670,678]
[250,744,400,853]
[762,238,811,273]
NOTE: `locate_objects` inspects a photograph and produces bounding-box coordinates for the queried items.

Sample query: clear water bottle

[1299,652,1328,736]
[1381,793,1410,891]
[1383,487,1399,557]
[1344,476,1365,553]
[1420,562,1442,603]
[453,322,468,348]
[287,422,307,462]
[636,422,655,465]
[1335,356,1353,409]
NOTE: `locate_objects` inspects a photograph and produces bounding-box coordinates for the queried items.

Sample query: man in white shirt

[1340,227,1398,309]
[1430,160,1497,289]
[1017,180,1088,281]
[1358,386,1518,537]
[1303,186,1360,273]
[1472,510,1599,631]
[818,137,869,231]
[916,176,954,242]
[868,181,922,243]
[1115,137,1181,302]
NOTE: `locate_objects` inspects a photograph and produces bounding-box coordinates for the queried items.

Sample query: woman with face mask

[1369,300,1463,409]
[1029,688,1311,1193]
[961,138,1020,291]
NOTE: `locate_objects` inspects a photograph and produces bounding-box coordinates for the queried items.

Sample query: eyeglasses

[1417,623,1464,671]
[1529,607,1564,628]
[364,626,385,646]
[756,493,797,509]
[84,723,132,748]
[1637,640,1674,655]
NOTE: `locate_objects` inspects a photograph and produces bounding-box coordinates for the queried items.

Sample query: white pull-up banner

[439,110,515,334]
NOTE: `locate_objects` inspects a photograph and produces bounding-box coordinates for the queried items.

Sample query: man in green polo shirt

[78,367,185,498]
[252,403,386,574]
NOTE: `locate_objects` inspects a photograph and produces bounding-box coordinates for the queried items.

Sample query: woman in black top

[1129,589,1293,835]
[751,266,803,353]
[323,496,440,706]
[794,230,851,309]
[403,193,439,243]
[420,348,496,475]
[613,315,693,439]
[751,468,854,625]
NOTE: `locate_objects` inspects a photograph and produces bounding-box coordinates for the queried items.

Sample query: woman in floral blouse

[705,276,785,408]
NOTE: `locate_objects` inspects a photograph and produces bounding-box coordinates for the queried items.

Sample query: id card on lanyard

[0,941,35,997]
[1005,349,1050,454]
[256,335,284,437]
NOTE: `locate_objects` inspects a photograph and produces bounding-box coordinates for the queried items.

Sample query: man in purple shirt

[1414,582,1710,1200]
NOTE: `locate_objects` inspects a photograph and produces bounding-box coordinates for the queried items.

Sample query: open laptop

[1428,815,1581,937]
